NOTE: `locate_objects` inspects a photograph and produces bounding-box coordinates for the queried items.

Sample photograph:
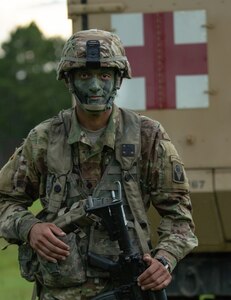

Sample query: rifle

[54,181,168,300]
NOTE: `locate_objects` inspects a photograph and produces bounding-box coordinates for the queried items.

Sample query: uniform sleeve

[0,125,48,243]
[147,124,198,271]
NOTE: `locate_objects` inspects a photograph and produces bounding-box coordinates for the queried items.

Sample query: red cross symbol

[124,13,208,109]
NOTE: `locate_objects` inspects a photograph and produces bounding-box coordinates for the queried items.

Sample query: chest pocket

[45,173,68,214]
[46,110,73,214]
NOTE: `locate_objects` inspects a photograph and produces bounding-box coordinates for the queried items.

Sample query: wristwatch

[155,255,171,272]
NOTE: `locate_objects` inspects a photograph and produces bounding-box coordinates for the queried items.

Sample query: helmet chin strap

[74,93,111,113]
[73,89,117,113]
[65,71,120,113]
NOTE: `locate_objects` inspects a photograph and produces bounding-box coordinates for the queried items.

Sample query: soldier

[0,29,198,300]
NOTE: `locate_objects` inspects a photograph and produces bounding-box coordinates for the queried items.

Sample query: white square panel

[176,75,209,109]
[174,10,207,44]
[115,77,146,110]
[111,13,144,47]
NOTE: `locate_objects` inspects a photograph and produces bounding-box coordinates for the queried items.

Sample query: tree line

[0,22,70,166]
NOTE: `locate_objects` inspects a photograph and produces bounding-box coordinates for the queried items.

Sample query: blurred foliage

[0,22,70,165]
[0,200,42,300]
[0,239,33,300]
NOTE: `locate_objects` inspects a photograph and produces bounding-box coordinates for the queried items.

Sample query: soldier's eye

[80,73,90,79]
[101,73,111,80]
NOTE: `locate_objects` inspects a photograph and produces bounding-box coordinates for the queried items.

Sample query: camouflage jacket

[0,104,197,272]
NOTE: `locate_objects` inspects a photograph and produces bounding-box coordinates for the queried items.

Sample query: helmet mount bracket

[86,40,100,68]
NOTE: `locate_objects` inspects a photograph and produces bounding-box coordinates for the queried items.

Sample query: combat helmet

[57,29,132,80]
[57,29,131,112]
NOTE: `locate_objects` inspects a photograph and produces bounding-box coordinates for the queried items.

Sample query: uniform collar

[67,104,120,149]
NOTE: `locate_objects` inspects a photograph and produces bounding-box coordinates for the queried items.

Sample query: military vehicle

[66,0,231,299]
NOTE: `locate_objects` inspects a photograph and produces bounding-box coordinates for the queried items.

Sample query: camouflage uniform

[0,29,198,300]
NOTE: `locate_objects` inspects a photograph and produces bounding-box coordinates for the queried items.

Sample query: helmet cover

[57,29,132,80]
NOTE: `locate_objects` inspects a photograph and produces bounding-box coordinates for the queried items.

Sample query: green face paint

[73,67,116,112]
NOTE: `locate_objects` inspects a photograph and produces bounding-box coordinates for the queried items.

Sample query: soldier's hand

[29,222,70,263]
[137,253,172,291]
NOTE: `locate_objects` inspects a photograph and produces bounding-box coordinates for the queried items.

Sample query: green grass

[0,240,34,300]
[0,200,42,300]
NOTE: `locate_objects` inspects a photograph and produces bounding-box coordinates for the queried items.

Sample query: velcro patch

[172,162,185,183]
[121,144,135,157]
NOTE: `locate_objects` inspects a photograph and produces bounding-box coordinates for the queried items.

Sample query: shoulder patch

[172,161,185,183]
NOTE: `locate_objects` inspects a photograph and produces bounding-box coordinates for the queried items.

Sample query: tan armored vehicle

[66,0,231,298]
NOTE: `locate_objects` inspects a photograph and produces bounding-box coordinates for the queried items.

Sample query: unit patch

[172,162,185,183]
[121,144,135,157]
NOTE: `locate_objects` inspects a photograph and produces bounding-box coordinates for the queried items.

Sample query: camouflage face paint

[73,68,116,109]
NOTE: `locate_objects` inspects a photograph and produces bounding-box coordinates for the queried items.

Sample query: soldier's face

[73,67,116,106]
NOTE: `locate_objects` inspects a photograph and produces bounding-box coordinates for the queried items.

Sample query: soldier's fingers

[143,253,153,265]
[150,278,171,291]
[46,232,70,251]
[36,248,58,263]
[140,273,171,291]
[29,223,70,261]
[137,260,159,283]
[36,223,70,251]
[36,241,70,262]
[138,270,162,289]
[138,263,171,287]
[40,239,70,256]
[49,223,66,237]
